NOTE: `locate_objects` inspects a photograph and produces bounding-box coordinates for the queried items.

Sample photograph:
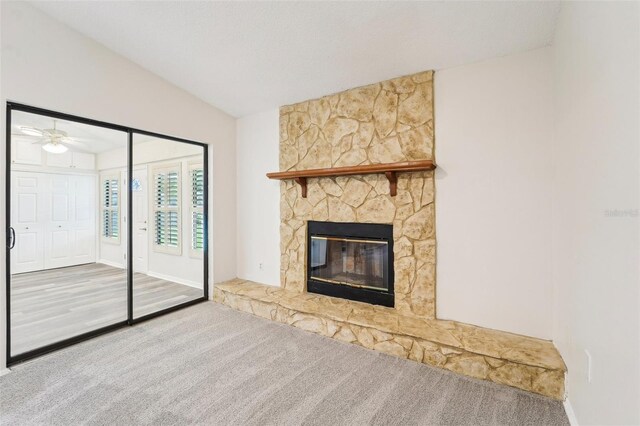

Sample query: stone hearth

[214,280,566,400]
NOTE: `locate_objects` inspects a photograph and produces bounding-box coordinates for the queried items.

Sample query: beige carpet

[0,302,569,425]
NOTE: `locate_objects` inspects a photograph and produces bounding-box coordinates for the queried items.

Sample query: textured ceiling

[31,1,560,117]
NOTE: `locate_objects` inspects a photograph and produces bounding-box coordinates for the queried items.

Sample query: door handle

[139,228,147,231]
[8,227,15,250]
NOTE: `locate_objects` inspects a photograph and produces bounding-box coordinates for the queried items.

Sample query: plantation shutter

[101,176,120,241]
[153,165,181,254]
[190,165,204,256]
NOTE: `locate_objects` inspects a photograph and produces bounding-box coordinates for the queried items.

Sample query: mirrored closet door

[6,103,208,365]
[131,133,206,319]
[8,107,129,358]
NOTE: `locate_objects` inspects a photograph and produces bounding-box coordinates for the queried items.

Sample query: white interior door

[10,172,45,274]
[71,175,96,264]
[132,167,148,273]
[34,172,98,270]
[120,169,129,268]
[44,174,75,269]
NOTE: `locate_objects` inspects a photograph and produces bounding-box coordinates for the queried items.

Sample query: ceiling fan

[14,120,81,154]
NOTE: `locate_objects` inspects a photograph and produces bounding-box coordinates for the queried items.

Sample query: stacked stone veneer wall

[279,71,436,318]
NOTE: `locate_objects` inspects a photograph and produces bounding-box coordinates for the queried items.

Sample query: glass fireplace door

[309,236,388,291]
[307,221,394,307]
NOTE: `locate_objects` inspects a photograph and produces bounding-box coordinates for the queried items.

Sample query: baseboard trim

[96,261,202,289]
[98,259,125,269]
[564,399,578,426]
[0,368,11,377]
[146,271,202,289]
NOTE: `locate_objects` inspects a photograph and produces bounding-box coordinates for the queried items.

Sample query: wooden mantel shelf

[267,160,436,197]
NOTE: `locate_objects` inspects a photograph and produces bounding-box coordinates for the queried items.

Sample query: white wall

[434,48,554,339]
[552,2,640,424]
[0,2,236,367]
[236,109,281,286]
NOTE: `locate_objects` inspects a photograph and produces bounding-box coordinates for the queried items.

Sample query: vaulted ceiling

[32,1,560,117]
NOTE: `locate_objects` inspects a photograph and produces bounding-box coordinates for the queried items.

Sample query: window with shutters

[101,175,120,243]
[189,163,204,258]
[152,164,181,255]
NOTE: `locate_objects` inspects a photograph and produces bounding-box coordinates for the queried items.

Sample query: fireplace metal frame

[306,221,394,307]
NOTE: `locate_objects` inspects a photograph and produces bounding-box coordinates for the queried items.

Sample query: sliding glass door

[6,103,208,365]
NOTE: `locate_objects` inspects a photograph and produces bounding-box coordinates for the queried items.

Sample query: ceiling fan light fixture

[18,126,43,137]
[42,142,68,154]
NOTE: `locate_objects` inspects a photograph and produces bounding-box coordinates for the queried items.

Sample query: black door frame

[5,102,210,366]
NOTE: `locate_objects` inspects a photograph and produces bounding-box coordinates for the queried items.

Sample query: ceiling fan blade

[14,128,95,151]
[11,132,41,138]
[15,126,44,137]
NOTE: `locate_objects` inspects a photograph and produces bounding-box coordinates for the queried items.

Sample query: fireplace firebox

[307,221,394,307]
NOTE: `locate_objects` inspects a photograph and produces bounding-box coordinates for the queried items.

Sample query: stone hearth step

[214,279,566,400]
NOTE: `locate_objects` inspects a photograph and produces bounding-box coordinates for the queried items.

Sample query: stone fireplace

[307,221,394,307]
[279,70,436,318]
